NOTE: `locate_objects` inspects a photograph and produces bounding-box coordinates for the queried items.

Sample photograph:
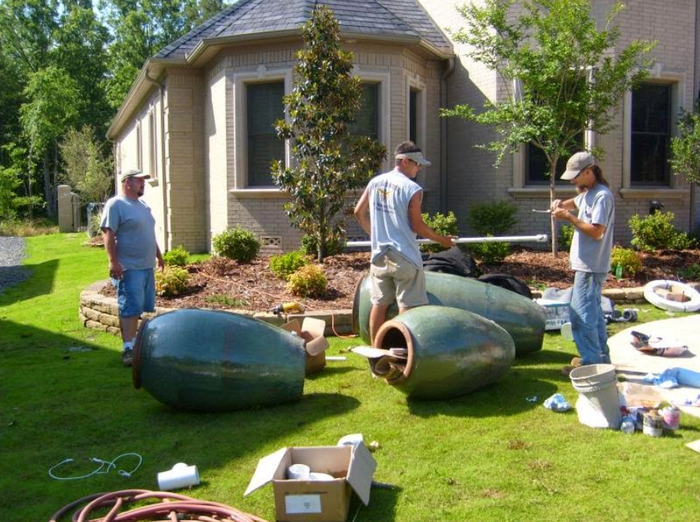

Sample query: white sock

[123,340,134,352]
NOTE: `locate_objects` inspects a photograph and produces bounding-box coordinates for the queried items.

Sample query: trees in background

[442,0,654,255]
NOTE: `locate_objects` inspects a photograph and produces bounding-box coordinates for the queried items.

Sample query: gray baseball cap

[119,169,150,183]
[561,152,594,180]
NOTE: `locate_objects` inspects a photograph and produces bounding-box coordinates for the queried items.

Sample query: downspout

[144,68,170,252]
[691,0,700,232]
[440,57,455,214]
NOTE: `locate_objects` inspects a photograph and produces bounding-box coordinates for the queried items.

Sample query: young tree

[670,100,700,186]
[441,0,655,255]
[60,126,114,203]
[273,6,386,262]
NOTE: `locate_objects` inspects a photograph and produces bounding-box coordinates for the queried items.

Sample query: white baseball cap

[120,169,150,183]
[560,152,595,180]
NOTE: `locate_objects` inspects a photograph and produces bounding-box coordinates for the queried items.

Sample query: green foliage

[272,6,386,262]
[155,266,189,297]
[300,233,346,258]
[204,294,248,308]
[469,237,511,265]
[0,217,57,236]
[163,245,190,267]
[420,211,459,253]
[629,211,697,252]
[558,224,574,251]
[59,126,114,203]
[212,226,261,263]
[670,99,700,185]
[467,200,517,235]
[610,246,642,278]
[286,264,327,297]
[269,250,310,281]
[678,263,700,282]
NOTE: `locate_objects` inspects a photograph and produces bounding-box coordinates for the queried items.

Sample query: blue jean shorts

[112,269,156,318]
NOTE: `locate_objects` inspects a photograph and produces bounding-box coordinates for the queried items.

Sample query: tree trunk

[43,150,55,218]
[549,157,558,258]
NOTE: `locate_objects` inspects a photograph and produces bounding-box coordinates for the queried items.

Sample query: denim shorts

[112,268,156,318]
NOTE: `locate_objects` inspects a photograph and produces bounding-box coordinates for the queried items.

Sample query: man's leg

[120,316,139,344]
[115,269,147,366]
[570,271,606,365]
[593,272,611,364]
[369,303,389,347]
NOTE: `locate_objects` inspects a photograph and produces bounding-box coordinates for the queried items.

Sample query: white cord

[48,453,143,480]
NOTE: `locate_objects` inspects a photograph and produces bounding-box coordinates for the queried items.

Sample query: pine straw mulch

[99,247,700,313]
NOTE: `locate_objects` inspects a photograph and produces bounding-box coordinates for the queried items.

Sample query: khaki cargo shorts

[370,250,428,308]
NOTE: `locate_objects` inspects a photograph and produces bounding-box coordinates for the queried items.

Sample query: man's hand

[438,235,457,249]
[109,261,124,280]
[157,257,165,272]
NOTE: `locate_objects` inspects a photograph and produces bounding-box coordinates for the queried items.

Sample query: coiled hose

[49,489,269,522]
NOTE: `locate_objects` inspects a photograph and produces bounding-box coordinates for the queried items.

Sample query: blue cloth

[112,269,155,318]
[570,271,611,365]
[367,168,423,268]
[570,183,615,273]
[100,196,158,270]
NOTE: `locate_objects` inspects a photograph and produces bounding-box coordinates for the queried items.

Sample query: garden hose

[49,489,269,522]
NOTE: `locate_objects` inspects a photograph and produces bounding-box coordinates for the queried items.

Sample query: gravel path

[0,236,30,294]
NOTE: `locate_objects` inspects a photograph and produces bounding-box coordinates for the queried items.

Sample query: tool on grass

[269,302,305,315]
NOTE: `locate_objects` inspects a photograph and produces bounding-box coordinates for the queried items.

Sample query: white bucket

[570,364,621,429]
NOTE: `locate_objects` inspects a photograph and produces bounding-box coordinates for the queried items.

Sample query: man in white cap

[551,152,615,375]
[100,169,164,366]
[354,141,455,345]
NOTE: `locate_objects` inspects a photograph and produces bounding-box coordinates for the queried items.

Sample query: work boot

[561,357,582,377]
[121,348,133,367]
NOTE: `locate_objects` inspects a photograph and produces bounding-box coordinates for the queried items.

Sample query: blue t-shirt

[570,184,615,274]
[367,168,423,268]
[100,196,157,270]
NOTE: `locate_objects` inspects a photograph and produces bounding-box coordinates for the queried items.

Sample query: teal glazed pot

[353,271,546,355]
[133,309,306,411]
[374,306,515,399]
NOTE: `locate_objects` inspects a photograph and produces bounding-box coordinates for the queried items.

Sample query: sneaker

[121,348,133,367]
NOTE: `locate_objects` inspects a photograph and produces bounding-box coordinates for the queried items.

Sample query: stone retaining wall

[79,280,355,337]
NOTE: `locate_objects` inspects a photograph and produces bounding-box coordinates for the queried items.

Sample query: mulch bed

[99,247,700,313]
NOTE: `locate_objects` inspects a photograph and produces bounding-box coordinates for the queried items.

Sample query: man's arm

[551,198,606,241]
[407,192,455,248]
[103,228,123,279]
[354,188,372,236]
[156,245,165,271]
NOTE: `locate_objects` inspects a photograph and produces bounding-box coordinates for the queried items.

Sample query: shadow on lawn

[0,258,58,305]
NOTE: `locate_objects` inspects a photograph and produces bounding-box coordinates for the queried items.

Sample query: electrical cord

[48,453,143,480]
[49,489,270,522]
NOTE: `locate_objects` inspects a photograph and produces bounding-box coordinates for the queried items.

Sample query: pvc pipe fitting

[157,463,200,491]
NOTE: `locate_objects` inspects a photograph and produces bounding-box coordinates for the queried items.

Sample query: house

[106,0,700,254]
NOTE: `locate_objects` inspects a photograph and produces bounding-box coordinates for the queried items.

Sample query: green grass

[1,234,699,521]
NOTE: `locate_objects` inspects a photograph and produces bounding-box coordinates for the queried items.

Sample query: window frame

[232,67,293,192]
[352,67,391,172]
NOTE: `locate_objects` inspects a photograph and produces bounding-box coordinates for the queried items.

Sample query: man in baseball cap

[560,151,595,180]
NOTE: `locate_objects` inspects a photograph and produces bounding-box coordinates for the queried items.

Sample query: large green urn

[372,306,515,399]
[353,271,545,355]
[133,309,306,411]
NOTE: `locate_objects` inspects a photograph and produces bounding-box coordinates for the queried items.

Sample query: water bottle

[615,263,623,280]
[620,416,635,434]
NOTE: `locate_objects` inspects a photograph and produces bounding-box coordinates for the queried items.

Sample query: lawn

[1,234,698,521]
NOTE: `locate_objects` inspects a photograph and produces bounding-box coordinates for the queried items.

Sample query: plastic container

[620,416,636,434]
[570,364,621,429]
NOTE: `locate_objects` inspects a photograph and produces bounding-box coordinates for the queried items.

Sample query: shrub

[469,237,510,265]
[163,245,189,267]
[212,226,261,263]
[155,267,189,297]
[610,246,643,278]
[420,211,459,253]
[286,265,327,297]
[467,200,518,236]
[300,233,345,258]
[270,250,310,281]
[678,263,700,282]
[629,211,697,252]
[558,224,574,251]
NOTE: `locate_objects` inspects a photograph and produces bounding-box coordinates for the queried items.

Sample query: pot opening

[374,322,413,384]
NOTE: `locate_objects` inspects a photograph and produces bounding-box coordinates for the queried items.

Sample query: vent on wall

[260,236,282,252]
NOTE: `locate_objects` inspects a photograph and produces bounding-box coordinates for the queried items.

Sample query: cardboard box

[245,443,377,522]
[281,318,330,375]
[655,287,690,303]
[535,298,571,331]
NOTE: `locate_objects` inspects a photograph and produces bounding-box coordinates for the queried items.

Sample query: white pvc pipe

[346,234,549,248]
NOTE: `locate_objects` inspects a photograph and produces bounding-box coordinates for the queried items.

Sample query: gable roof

[155,0,452,61]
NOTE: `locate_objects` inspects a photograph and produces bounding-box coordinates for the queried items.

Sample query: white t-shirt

[367,168,423,268]
[570,183,615,274]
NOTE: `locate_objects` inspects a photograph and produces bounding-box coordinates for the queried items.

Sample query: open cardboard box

[281,317,330,375]
[244,443,377,522]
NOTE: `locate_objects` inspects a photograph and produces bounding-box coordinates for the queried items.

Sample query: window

[409,89,418,143]
[247,81,285,187]
[526,133,584,185]
[348,83,379,141]
[148,111,157,179]
[136,122,142,171]
[631,83,672,186]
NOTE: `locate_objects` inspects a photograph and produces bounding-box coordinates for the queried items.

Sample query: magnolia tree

[442,0,655,255]
[670,99,700,186]
[273,6,386,262]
